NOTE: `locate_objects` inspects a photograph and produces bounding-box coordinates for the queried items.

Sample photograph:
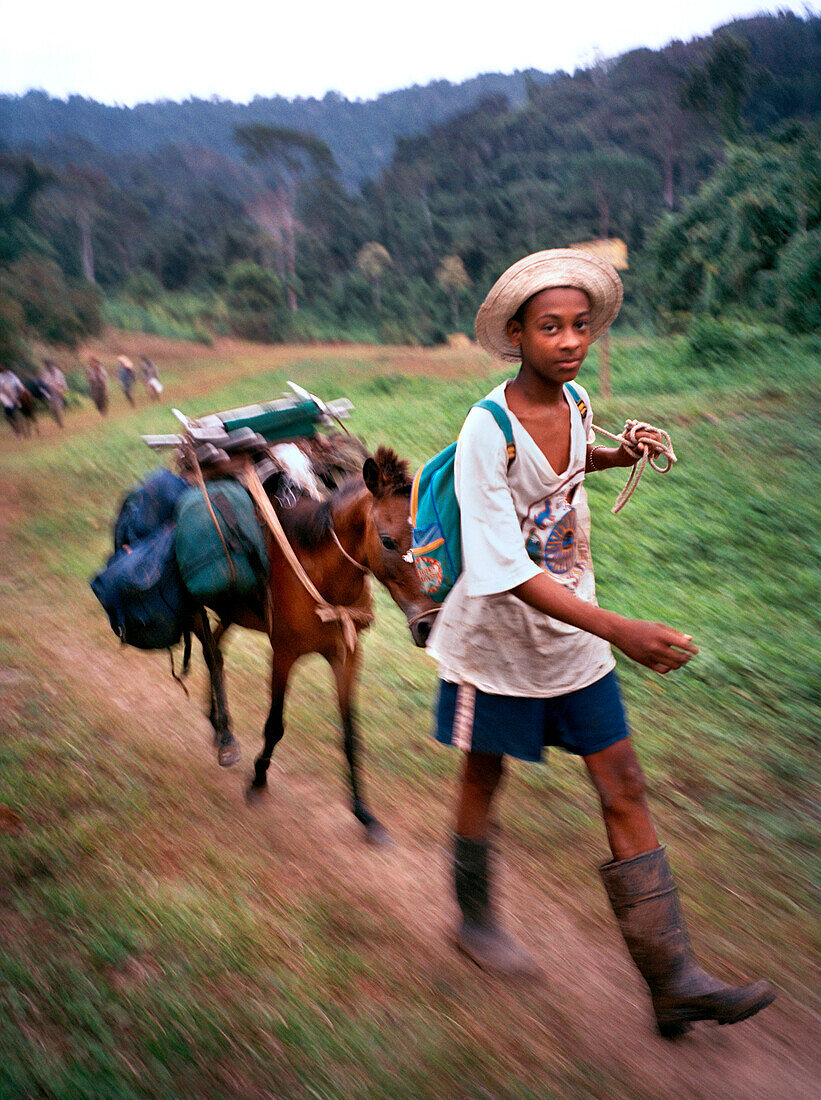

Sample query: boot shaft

[600,846,775,1032]
[600,846,691,986]
[453,834,492,926]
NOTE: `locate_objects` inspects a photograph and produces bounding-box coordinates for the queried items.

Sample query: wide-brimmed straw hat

[475,248,623,361]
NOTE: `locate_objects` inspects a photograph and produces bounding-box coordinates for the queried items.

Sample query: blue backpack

[409,383,588,603]
[409,400,515,603]
[113,467,190,551]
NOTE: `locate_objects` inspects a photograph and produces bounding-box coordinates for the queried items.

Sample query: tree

[682,36,752,142]
[645,127,820,324]
[224,261,289,342]
[0,156,100,357]
[568,149,659,239]
[436,255,471,328]
[38,164,111,283]
[605,48,705,211]
[8,255,102,348]
[235,124,338,312]
[356,242,392,312]
[0,274,26,365]
[0,154,53,265]
[776,228,821,330]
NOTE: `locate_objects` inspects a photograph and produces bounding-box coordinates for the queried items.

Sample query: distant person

[140,355,163,402]
[0,366,25,433]
[87,357,109,415]
[117,355,137,406]
[425,249,774,1037]
[40,360,67,427]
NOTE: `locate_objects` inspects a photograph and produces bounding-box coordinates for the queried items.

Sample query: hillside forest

[0,10,819,363]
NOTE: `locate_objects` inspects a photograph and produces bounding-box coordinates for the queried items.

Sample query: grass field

[0,329,819,1098]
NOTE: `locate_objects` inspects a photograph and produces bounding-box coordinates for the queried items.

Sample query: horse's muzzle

[408,609,438,648]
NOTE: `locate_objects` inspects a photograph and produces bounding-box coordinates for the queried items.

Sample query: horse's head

[361,446,438,647]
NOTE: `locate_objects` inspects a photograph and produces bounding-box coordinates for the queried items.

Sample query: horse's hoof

[245,785,266,806]
[365,821,392,847]
[217,741,241,767]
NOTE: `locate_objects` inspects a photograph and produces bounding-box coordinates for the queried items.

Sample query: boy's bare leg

[583,737,658,859]
[586,737,775,1035]
[455,751,504,838]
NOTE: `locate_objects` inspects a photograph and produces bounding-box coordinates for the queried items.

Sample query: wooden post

[569,238,628,403]
[600,330,611,400]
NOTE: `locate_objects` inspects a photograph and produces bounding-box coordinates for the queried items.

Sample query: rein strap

[330,527,368,573]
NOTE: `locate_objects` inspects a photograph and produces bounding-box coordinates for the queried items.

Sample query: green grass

[0,333,818,1097]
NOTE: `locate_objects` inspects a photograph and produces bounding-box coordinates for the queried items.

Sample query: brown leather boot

[453,834,540,978]
[600,846,775,1038]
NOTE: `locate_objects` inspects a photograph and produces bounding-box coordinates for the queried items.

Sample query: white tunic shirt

[427,380,615,697]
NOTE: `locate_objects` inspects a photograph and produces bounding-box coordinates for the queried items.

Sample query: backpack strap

[474,399,516,465]
[564,381,588,421]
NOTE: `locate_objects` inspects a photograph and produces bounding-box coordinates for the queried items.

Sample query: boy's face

[505,287,592,386]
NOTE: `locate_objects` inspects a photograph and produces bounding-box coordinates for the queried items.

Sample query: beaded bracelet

[588,446,605,471]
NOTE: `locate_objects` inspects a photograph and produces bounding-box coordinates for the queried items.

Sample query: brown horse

[193,446,437,843]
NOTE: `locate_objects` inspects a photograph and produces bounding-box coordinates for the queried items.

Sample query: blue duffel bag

[91,522,190,650]
[113,467,190,552]
[91,466,192,650]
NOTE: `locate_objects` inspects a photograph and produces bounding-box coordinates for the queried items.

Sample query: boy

[427,249,774,1038]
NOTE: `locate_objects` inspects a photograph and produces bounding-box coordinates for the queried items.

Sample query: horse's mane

[281,481,357,549]
[370,445,412,494]
[276,446,411,550]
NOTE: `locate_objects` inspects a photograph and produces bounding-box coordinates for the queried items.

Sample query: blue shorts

[434,670,630,761]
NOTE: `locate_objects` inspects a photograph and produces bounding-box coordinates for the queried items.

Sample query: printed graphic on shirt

[523,479,591,590]
[544,509,577,573]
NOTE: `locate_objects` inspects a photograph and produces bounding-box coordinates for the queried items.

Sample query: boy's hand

[610,617,699,674]
[617,427,667,467]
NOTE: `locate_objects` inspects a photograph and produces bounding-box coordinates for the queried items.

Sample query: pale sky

[2,0,816,106]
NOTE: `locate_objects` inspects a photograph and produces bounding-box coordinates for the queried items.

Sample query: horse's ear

[362,457,381,496]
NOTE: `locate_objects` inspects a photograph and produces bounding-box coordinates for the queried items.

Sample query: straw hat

[475,248,623,361]
[117,355,134,369]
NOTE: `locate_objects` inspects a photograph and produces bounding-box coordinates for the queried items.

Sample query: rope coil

[590,420,677,514]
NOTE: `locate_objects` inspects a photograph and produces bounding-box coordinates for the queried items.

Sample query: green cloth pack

[174,480,269,601]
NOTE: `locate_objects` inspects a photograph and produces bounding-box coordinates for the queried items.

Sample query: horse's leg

[206,618,231,731]
[330,645,389,845]
[248,654,293,797]
[192,608,240,767]
[190,613,221,737]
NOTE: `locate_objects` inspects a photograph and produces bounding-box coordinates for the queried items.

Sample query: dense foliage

[0,11,818,352]
[0,156,102,364]
[646,123,821,327]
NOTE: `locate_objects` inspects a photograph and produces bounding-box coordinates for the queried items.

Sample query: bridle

[407,606,440,626]
[329,520,439,628]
